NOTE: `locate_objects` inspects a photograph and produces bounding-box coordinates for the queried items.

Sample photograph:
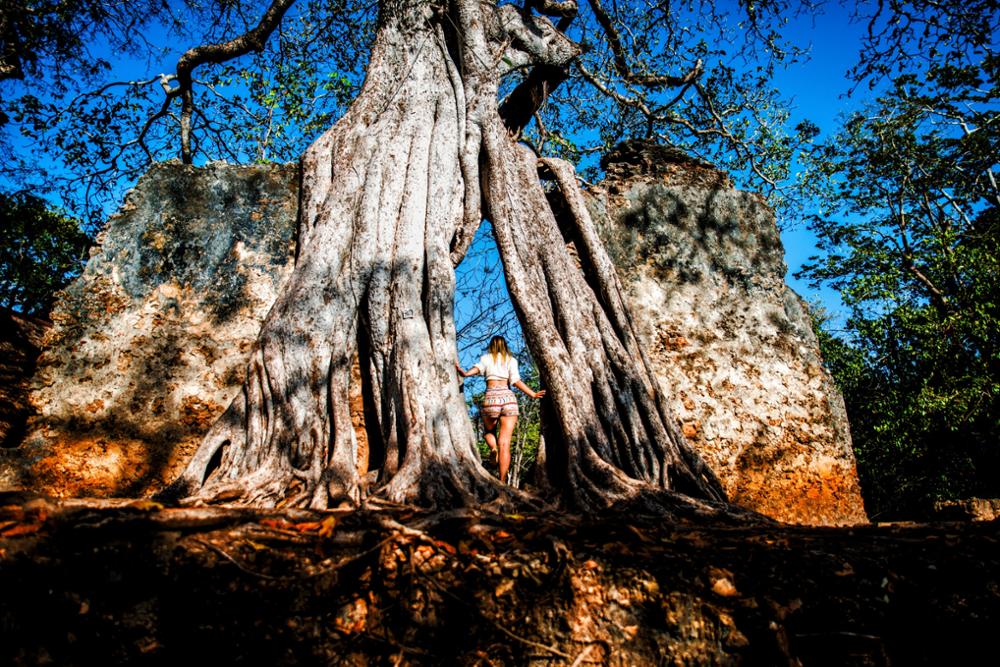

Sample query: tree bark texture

[162,0,726,512]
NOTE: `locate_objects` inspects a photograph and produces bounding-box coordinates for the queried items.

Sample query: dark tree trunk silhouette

[162,0,726,512]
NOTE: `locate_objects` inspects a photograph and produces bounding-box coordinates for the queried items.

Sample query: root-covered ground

[1,493,997,665]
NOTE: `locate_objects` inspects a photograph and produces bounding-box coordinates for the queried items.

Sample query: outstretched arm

[455,362,481,378]
[512,380,546,399]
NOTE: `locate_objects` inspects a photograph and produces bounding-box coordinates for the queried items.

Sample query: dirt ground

[2,493,997,666]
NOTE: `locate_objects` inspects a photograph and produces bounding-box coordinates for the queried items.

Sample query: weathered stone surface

[4,148,866,524]
[2,162,298,497]
[588,141,867,525]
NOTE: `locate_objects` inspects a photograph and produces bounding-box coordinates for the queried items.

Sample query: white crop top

[472,353,520,384]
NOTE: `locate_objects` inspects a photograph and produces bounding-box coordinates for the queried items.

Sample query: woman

[456,336,546,484]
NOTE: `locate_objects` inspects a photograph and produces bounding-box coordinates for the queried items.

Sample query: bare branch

[586,0,703,88]
[575,63,659,119]
[172,0,299,163]
[528,0,579,19]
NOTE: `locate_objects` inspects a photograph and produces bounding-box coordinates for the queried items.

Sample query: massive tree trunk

[161,0,726,512]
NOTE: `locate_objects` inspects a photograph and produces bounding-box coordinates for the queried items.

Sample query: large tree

[160,0,741,511]
[5,0,807,512]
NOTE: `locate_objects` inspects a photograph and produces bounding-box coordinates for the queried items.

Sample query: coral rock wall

[4,147,867,524]
[7,162,298,497]
[589,141,866,525]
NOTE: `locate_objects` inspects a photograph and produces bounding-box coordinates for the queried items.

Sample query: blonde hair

[488,335,511,363]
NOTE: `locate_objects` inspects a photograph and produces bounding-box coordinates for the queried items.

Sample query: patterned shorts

[481,387,519,418]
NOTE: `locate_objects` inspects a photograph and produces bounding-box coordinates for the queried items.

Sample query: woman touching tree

[457,336,545,484]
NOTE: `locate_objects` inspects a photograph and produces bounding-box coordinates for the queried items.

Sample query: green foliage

[0,192,91,316]
[1,0,373,223]
[800,30,999,517]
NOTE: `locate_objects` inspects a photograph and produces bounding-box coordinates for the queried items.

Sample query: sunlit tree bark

[162,0,725,511]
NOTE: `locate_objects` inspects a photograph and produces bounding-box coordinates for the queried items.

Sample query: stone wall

[588,141,866,525]
[4,162,298,497]
[2,148,867,524]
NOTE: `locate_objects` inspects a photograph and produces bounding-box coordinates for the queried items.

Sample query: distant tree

[799,6,999,516]
[0,192,90,316]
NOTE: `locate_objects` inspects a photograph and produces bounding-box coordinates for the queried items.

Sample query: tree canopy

[0,192,90,316]
[2,0,812,224]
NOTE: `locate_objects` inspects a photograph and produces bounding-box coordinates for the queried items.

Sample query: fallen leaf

[434,539,456,555]
[495,578,515,597]
[130,500,163,512]
[1,522,44,538]
[334,598,368,634]
[260,518,294,530]
[138,639,159,654]
[711,576,739,597]
[294,521,323,532]
[318,516,336,538]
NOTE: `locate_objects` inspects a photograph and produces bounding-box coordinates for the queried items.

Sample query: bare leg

[482,413,498,462]
[497,415,517,484]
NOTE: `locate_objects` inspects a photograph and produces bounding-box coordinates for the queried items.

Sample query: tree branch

[499,65,568,136]
[493,5,581,137]
[172,0,298,163]
[496,4,580,72]
[586,0,703,88]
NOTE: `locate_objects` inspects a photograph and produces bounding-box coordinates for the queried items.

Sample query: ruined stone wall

[4,162,298,497]
[588,141,866,525]
[3,149,866,524]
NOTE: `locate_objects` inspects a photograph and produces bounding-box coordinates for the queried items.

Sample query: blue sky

[770,1,874,327]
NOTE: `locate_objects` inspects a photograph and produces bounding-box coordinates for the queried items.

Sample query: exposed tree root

[3,495,997,666]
